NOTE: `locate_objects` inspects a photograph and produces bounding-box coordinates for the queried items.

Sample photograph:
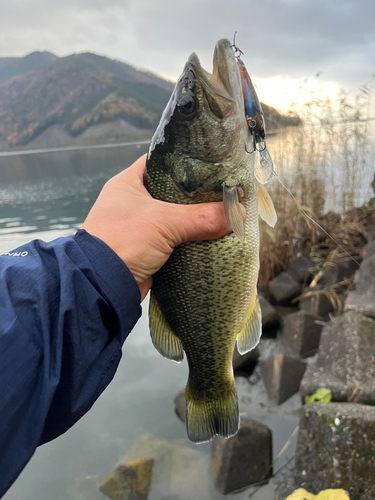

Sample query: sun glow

[162,72,343,114]
[252,76,343,113]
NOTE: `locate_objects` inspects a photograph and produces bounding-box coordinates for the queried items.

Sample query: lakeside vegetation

[259,84,375,301]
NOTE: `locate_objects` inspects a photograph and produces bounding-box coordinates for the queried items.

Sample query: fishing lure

[231,35,275,185]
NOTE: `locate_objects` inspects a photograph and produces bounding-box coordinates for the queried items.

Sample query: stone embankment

[276,231,375,499]
[99,212,375,500]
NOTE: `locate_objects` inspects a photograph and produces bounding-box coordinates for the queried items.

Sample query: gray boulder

[211,418,272,494]
[300,311,375,404]
[275,402,375,500]
[363,239,375,261]
[318,259,360,287]
[261,355,306,405]
[287,255,313,284]
[259,296,279,328]
[299,284,334,320]
[274,305,299,320]
[268,272,302,305]
[232,344,259,372]
[345,254,375,318]
[282,310,324,357]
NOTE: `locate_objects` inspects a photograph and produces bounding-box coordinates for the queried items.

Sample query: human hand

[81,155,245,301]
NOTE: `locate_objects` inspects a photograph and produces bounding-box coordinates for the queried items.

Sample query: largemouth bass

[144,38,276,443]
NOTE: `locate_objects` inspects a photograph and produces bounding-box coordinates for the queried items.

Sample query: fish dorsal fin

[222,184,246,242]
[258,184,277,228]
[236,295,262,354]
[149,292,184,362]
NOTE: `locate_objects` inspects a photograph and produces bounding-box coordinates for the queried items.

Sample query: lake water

[0,141,316,500]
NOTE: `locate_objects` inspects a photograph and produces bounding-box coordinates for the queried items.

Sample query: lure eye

[177,96,197,116]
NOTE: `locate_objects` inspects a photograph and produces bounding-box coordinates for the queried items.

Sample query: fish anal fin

[222,184,246,242]
[149,292,184,362]
[185,383,239,443]
[237,295,262,354]
[258,184,277,228]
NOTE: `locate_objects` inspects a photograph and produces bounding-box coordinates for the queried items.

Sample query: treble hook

[230,31,244,60]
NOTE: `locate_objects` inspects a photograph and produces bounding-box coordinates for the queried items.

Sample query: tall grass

[258,84,375,288]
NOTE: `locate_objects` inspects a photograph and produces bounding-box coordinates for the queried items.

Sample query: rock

[259,296,279,328]
[345,254,375,318]
[261,355,306,404]
[268,272,302,305]
[318,259,360,287]
[275,402,375,500]
[211,418,272,494]
[258,338,289,360]
[366,225,375,242]
[288,256,313,284]
[118,434,210,500]
[300,311,375,404]
[282,311,324,357]
[233,344,259,372]
[100,457,154,500]
[363,239,375,261]
[299,285,334,320]
[274,305,300,319]
[173,389,186,422]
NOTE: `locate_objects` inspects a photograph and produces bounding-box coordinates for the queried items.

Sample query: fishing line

[247,425,299,498]
[274,172,375,282]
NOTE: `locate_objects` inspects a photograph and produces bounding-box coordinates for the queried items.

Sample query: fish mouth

[187,39,240,101]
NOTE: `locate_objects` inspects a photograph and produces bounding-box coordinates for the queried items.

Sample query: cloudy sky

[1,0,374,110]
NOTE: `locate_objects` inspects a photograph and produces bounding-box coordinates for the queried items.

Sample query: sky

[1,0,374,111]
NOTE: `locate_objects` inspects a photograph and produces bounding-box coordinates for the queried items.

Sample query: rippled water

[0,142,301,500]
[0,144,147,253]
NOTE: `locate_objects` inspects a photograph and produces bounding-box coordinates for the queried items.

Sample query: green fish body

[144,39,276,443]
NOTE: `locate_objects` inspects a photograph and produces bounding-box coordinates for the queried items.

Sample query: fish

[144,38,277,443]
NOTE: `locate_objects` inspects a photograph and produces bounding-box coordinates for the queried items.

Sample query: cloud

[0,0,373,95]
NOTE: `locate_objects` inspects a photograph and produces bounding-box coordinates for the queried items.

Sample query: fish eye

[177,96,197,116]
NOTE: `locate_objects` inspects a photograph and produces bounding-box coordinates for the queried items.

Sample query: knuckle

[198,204,221,234]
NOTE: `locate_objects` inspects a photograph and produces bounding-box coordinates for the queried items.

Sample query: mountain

[0,51,58,84]
[0,51,298,150]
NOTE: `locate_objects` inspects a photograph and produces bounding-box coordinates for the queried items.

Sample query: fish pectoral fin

[258,184,277,228]
[149,292,184,362]
[236,295,262,354]
[222,183,246,242]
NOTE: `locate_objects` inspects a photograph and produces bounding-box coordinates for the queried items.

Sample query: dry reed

[259,83,375,290]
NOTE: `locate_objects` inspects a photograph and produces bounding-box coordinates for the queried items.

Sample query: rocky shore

[98,201,375,500]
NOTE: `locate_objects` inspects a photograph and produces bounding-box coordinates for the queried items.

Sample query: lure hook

[230,31,244,60]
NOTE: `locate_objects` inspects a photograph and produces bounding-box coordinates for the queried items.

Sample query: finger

[112,154,147,186]
[127,154,147,182]
[170,201,247,244]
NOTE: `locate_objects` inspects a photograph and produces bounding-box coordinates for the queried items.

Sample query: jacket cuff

[73,229,142,340]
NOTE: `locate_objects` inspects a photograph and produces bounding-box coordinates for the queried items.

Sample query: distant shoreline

[0,140,150,158]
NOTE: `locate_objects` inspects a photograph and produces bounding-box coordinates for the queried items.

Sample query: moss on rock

[99,457,154,500]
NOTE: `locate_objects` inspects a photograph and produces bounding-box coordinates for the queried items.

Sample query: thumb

[171,201,246,244]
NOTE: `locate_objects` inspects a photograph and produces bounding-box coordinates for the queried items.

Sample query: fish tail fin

[185,383,239,443]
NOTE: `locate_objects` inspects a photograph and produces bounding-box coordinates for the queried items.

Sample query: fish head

[147,38,251,196]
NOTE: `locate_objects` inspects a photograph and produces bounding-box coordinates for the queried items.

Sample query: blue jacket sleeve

[0,229,142,497]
